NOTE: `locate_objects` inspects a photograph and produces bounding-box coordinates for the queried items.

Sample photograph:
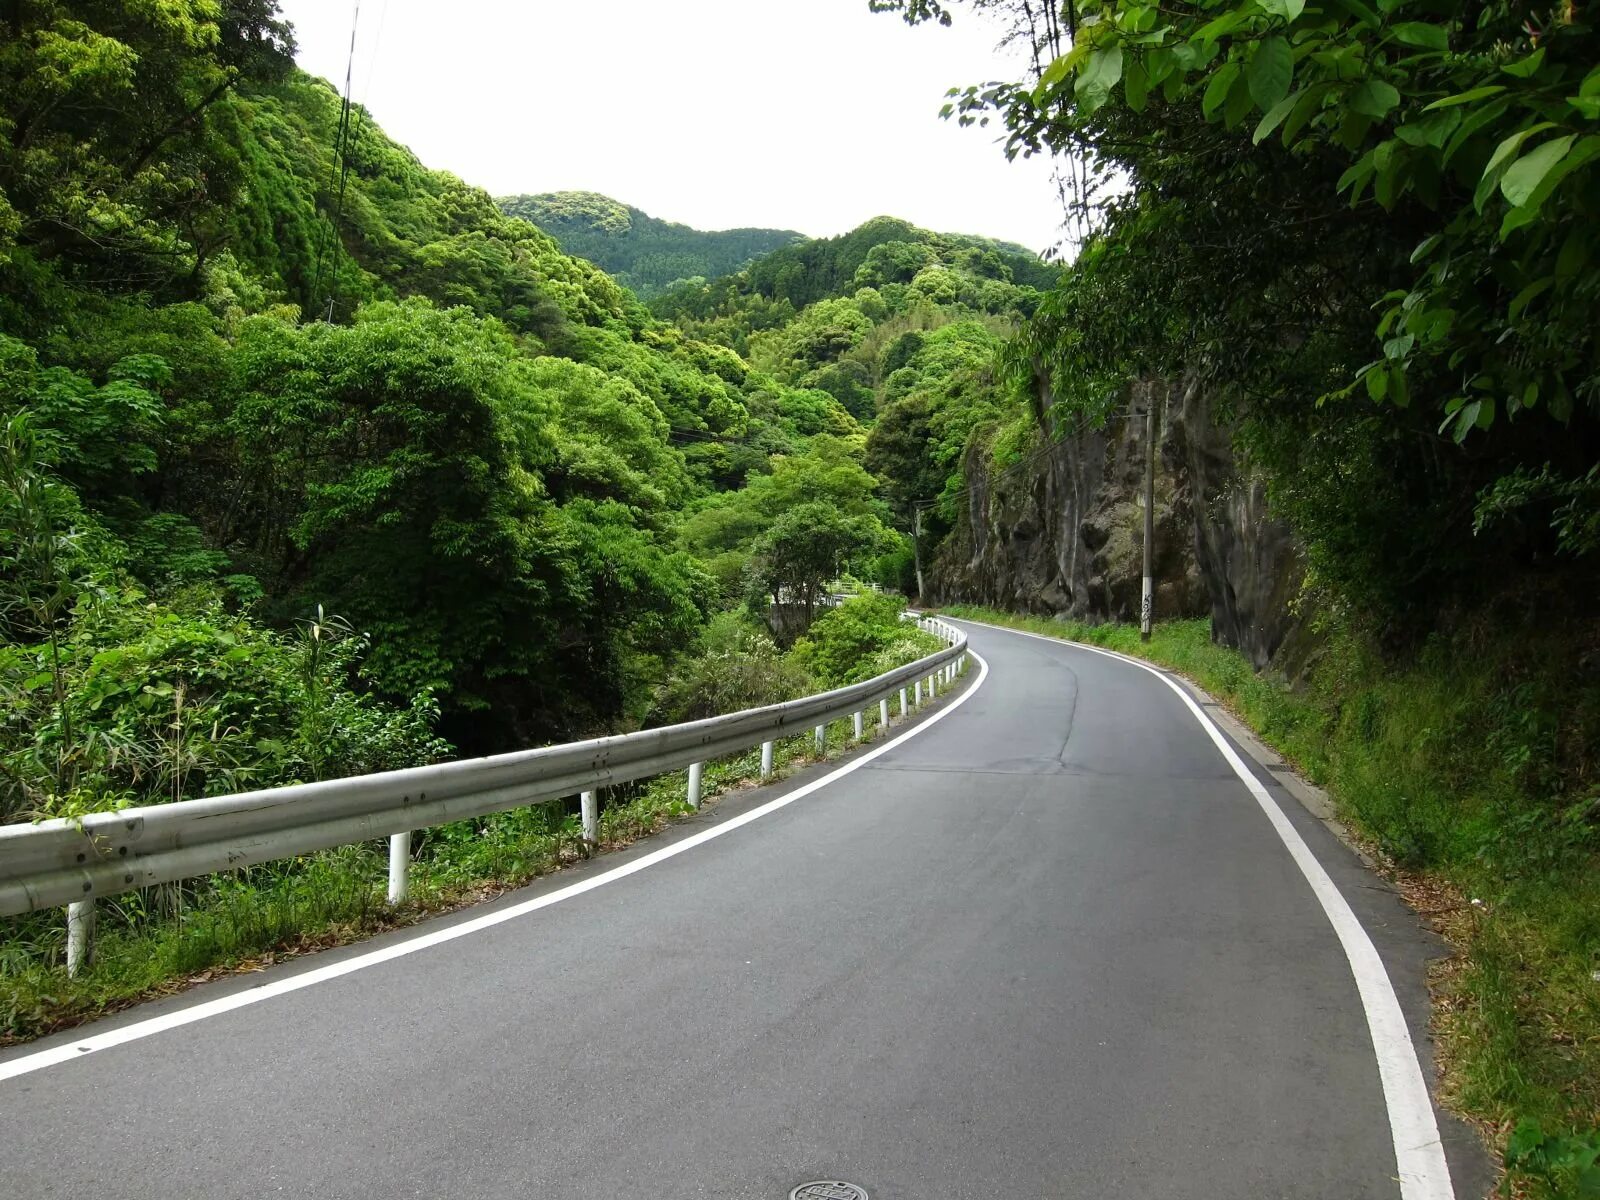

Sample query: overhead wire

[308,1,363,322]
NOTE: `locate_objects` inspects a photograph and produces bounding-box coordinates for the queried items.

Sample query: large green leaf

[1124,56,1149,112]
[1500,135,1576,207]
[1389,22,1449,51]
[1423,84,1505,111]
[1348,78,1401,119]
[1475,123,1556,212]
[1196,8,1253,44]
[1497,135,1600,237]
[1247,37,1294,110]
[1253,89,1301,144]
[1280,81,1331,144]
[1075,45,1125,112]
[1501,48,1545,79]
[1202,61,1241,119]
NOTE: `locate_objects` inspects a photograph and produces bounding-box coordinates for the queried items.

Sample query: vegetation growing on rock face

[497,191,804,299]
[877,0,1599,625]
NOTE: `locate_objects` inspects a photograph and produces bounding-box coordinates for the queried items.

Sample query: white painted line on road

[953,618,1455,1200]
[0,651,991,1085]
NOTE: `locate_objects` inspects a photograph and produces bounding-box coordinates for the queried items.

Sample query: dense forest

[497,191,803,299]
[0,1,1050,831]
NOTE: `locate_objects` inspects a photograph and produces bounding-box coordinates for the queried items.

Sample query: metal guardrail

[0,617,967,973]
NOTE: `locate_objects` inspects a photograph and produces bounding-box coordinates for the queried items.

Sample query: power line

[356,0,389,113]
[309,1,362,322]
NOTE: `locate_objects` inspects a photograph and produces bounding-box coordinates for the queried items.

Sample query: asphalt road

[0,619,1489,1199]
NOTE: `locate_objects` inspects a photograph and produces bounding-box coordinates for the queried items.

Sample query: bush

[0,594,450,823]
[788,593,937,687]
[649,612,815,724]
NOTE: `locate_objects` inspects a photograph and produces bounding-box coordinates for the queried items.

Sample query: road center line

[0,650,991,1084]
[955,617,1455,1200]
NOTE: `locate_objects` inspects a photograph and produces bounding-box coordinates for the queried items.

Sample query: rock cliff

[928,377,1307,670]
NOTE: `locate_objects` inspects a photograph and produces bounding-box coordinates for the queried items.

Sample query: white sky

[273,0,1065,253]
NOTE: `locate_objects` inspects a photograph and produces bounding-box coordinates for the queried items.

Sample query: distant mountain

[498,191,803,299]
[651,214,1062,326]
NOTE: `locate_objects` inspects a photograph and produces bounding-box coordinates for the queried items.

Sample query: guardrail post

[879,698,889,728]
[687,761,703,809]
[387,831,411,904]
[66,899,94,977]
[581,789,598,846]
[852,711,864,740]
[930,672,938,698]
[760,740,774,779]
[814,724,826,755]
[899,687,908,716]
[914,679,922,705]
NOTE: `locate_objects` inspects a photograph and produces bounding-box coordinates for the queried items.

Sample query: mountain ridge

[497,191,803,299]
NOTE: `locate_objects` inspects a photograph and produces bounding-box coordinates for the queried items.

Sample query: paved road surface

[0,620,1488,1199]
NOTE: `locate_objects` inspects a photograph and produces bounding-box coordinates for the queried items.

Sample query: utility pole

[1140,387,1157,644]
[912,506,926,602]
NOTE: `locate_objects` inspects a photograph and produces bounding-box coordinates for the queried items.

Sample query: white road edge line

[954,617,1455,1200]
[0,649,990,1085]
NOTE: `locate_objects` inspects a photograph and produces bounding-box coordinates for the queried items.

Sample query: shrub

[649,612,814,724]
[788,593,937,687]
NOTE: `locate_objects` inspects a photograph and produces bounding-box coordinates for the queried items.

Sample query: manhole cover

[790,1185,868,1200]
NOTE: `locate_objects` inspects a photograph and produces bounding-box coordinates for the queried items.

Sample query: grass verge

[0,674,962,1046]
[942,604,1600,1199]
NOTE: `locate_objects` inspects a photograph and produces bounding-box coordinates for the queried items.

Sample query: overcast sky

[273,0,1065,253]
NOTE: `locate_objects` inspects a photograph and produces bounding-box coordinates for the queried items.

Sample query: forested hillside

[0,1,1057,840]
[646,216,1058,593]
[497,191,803,299]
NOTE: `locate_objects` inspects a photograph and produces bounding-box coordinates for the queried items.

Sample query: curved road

[0,620,1488,1199]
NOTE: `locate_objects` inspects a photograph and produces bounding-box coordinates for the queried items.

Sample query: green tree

[747,502,891,620]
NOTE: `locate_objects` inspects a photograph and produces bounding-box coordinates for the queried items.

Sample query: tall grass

[943,605,1600,1198]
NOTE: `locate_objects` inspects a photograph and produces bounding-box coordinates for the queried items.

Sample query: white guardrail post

[3,621,969,966]
[581,790,598,846]
[66,898,93,977]
[387,831,410,904]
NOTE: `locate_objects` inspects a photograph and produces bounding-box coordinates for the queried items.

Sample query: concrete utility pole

[912,507,926,602]
[1141,388,1157,644]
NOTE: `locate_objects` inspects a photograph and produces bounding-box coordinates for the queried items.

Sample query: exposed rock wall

[928,377,1306,670]
[1167,378,1307,670]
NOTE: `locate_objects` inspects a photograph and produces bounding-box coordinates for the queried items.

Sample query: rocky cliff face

[928,378,1307,671]
[1167,379,1308,670]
